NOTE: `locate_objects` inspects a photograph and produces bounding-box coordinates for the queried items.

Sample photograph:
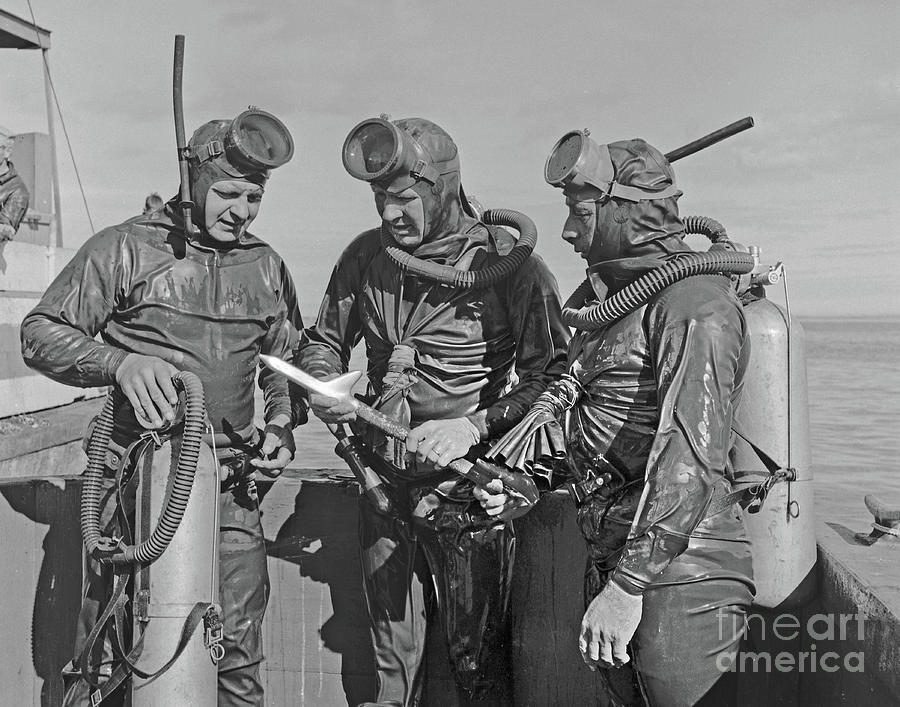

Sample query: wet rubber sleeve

[20,228,131,387]
[472,254,570,438]
[610,286,746,595]
[295,232,378,378]
[259,258,307,425]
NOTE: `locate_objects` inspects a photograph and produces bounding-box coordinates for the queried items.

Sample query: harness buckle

[135,589,150,623]
[197,139,224,163]
[565,472,613,505]
[204,604,225,664]
[745,477,776,514]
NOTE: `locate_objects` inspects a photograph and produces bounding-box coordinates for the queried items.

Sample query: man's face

[561,198,597,261]
[204,179,263,242]
[373,184,426,248]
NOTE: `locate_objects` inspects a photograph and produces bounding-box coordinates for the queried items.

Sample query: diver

[0,125,30,241]
[21,109,302,706]
[511,134,755,706]
[296,116,569,705]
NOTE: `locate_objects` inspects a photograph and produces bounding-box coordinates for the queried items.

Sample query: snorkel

[173,34,196,236]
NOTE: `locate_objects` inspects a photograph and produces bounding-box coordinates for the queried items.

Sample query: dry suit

[298,220,569,705]
[0,161,30,237]
[558,139,755,706]
[20,204,303,706]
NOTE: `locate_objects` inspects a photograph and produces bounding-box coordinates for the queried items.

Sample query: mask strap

[410,158,440,185]
[607,180,680,203]
[596,144,680,203]
[194,140,224,164]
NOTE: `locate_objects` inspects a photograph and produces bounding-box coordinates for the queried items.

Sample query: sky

[2,0,899,318]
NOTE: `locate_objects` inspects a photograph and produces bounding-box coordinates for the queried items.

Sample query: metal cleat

[855,494,900,545]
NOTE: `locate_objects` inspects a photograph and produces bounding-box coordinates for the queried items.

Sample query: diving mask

[342,115,459,193]
[545,129,680,203]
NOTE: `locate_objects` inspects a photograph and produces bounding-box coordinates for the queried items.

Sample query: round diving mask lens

[227,109,294,171]
[342,119,402,182]
[545,131,586,187]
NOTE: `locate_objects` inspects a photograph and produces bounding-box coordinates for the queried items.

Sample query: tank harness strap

[72,437,154,693]
[702,477,780,519]
[76,569,131,690]
[703,419,797,520]
[566,419,796,518]
[81,600,220,706]
[731,419,788,477]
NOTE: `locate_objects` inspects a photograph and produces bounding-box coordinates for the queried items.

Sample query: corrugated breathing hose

[80,371,207,565]
[561,216,756,330]
[681,215,729,243]
[380,208,537,288]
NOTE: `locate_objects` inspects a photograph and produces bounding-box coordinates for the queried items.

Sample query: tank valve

[751,262,784,288]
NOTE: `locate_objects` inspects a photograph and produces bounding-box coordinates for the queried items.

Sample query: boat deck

[1,401,898,706]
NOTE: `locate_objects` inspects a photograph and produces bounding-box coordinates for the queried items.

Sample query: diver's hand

[579,581,643,670]
[251,414,295,478]
[0,224,14,241]
[473,477,533,520]
[406,417,481,469]
[114,353,179,428]
[473,478,512,516]
[307,372,357,424]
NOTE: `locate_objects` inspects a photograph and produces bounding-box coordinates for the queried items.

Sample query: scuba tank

[131,388,221,705]
[77,372,222,706]
[731,250,817,609]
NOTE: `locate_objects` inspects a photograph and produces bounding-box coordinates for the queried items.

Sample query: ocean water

[803,317,900,505]
[293,317,900,507]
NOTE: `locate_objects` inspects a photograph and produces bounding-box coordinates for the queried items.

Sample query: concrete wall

[10,133,53,217]
[9,133,53,247]
[0,240,105,417]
